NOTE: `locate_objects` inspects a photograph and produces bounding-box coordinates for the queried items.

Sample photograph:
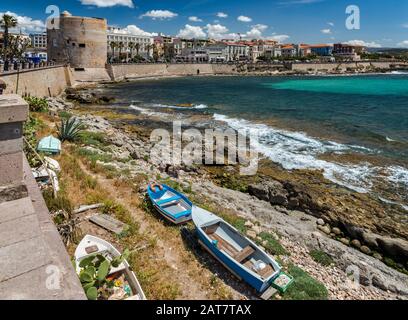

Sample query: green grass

[77,148,113,163]
[309,250,334,267]
[78,131,107,147]
[257,232,289,256]
[282,264,328,300]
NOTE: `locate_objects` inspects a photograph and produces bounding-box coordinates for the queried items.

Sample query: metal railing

[0,61,62,74]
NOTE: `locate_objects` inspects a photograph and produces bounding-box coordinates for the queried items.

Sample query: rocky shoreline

[45,95,408,299]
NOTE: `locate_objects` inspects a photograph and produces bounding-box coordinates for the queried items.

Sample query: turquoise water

[103,75,408,206]
[268,78,408,96]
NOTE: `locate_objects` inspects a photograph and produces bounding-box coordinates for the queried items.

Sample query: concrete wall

[108,63,238,80]
[1,66,72,97]
[291,61,392,72]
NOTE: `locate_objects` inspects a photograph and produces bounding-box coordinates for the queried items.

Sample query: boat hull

[196,228,270,293]
[153,203,193,225]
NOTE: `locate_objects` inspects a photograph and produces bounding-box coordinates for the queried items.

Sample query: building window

[79,43,86,48]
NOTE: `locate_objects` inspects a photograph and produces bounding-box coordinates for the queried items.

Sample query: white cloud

[321,28,332,34]
[188,16,202,22]
[402,23,408,29]
[140,10,178,20]
[344,40,382,48]
[268,34,290,43]
[206,24,229,39]
[397,40,408,48]
[328,22,334,26]
[0,11,45,33]
[113,25,157,37]
[246,24,268,39]
[237,15,252,23]
[177,24,206,38]
[216,12,228,18]
[80,0,134,7]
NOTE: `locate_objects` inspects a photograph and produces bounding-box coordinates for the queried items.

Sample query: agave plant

[78,249,130,300]
[57,117,83,142]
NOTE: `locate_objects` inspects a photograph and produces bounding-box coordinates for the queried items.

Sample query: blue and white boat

[192,206,283,293]
[147,183,192,225]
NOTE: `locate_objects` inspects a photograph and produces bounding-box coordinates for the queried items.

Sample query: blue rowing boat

[192,205,287,293]
[147,183,193,225]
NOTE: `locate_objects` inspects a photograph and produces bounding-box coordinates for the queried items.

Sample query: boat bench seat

[244,261,275,279]
[209,233,239,257]
[233,246,255,263]
[157,196,181,205]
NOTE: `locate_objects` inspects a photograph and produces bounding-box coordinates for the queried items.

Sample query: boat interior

[203,222,276,280]
[154,189,191,216]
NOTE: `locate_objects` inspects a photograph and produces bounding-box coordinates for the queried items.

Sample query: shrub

[309,250,334,266]
[57,117,83,142]
[24,96,49,112]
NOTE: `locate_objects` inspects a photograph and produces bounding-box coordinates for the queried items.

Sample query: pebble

[332,227,341,236]
[244,221,254,228]
[360,246,372,255]
[340,238,350,246]
[317,225,331,235]
[246,230,257,239]
[373,253,383,261]
[316,218,325,226]
[351,239,362,249]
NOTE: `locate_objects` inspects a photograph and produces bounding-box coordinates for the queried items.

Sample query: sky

[1,0,408,47]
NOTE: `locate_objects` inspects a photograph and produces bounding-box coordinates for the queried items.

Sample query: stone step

[0,197,35,224]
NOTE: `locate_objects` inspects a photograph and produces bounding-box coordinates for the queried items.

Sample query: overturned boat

[75,235,146,300]
[192,206,291,294]
[147,183,192,225]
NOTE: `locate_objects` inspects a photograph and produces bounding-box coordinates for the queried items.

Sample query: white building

[107,26,154,61]
[29,33,47,49]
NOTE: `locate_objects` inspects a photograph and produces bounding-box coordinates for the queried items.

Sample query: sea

[99,73,408,211]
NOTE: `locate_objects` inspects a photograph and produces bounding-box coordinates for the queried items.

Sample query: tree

[135,43,140,56]
[109,41,117,62]
[0,14,18,70]
[118,41,124,61]
[128,41,135,60]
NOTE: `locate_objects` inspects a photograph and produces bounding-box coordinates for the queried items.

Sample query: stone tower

[47,11,107,69]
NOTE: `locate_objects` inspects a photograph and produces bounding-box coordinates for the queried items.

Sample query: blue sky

[1,0,408,47]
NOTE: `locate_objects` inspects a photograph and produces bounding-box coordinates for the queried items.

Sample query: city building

[107,26,153,61]
[173,38,210,56]
[224,42,250,61]
[175,48,208,62]
[281,44,297,58]
[333,43,366,61]
[206,43,228,62]
[309,44,334,56]
[296,44,312,57]
[47,11,107,68]
[29,33,47,49]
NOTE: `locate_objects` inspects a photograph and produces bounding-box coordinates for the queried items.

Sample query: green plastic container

[271,271,294,293]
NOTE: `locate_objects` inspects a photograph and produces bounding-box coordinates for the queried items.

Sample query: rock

[351,239,361,249]
[340,238,350,246]
[248,180,288,206]
[316,219,325,226]
[332,227,341,236]
[373,253,383,261]
[311,232,322,239]
[317,225,331,235]
[251,225,262,235]
[247,183,270,202]
[246,230,257,239]
[288,198,299,208]
[360,246,372,255]
[262,240,268,247]
[244,221,254,228]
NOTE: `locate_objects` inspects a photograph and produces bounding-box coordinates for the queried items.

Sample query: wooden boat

[74,235,146,300]
[147,183,192,224]
[192,206,283,293]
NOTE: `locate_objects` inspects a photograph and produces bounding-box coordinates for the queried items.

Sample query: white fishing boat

[75,235,146,300]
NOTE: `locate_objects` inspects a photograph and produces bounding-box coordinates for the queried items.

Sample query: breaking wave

[213,113,408,195]
[149,103,208,110]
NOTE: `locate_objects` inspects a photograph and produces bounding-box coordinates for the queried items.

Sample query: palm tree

[135,43,140,57]
[1,14,18,71]
[118,41,124,61]
[128,42,135,61]
[109,41,117,62]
